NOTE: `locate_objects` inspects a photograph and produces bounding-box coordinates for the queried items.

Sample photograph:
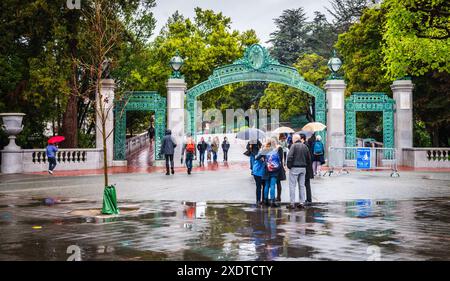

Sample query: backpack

[266,150,280,172]
[186,141,195,153]
[313,141,324,155]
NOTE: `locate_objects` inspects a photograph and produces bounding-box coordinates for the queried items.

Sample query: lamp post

[169,50,184,79]
[327,50,342,80]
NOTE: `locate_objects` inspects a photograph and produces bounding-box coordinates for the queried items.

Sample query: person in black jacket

[221,137,230,162]
[197,137,208,166]
[160,129,177,175]
[300,134,314,205]
[286,134,311,209]
[275,140,286,202]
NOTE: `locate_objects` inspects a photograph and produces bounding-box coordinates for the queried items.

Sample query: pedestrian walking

[221,137,230,162]
[286,134,311,209]
[147,124,155,143]
[46,142,58,175]
[312,135,325,176]
[197,137,207,166]
[256,141,281,208]
[183,134,196,175]
[211,136,219,162]
[252,148,266,206]
[301,134,314,204]
[160,129,177,175]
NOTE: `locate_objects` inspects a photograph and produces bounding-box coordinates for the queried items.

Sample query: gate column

[166,78,187,167]
[97,78,115,166]
[391,79,414,165]
[324,79,346,153]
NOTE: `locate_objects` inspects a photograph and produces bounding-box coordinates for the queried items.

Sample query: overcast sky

[152,0,332,45]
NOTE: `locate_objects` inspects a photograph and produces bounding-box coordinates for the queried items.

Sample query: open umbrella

[236,128,266,141]
[271,126,295,135]
[302,122,326,132]
[48,136,65,144]
[295,130,314,139]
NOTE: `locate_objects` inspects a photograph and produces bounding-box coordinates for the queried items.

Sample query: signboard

[356,148,371,169]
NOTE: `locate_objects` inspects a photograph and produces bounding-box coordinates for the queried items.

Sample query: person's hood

[165,129,172,135]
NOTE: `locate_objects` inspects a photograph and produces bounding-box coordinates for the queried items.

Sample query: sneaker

[48,170,53,175]
[297,204,305,209]
[270,202,280,208]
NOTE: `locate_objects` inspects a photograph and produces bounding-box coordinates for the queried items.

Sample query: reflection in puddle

[0,197,449,260]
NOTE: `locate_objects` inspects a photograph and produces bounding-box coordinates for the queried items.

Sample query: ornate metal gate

[185,44,327,141]
[114,91,166,161]
[345,92,395,154]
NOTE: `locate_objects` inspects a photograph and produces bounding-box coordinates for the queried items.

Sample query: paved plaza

[0,162,449,261]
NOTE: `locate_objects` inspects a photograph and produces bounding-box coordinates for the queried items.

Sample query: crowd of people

[249,133,325,209]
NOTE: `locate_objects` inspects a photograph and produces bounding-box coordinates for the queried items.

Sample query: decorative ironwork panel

[114,92,166,161]
[345,92,395,158]
[185,44,327,142]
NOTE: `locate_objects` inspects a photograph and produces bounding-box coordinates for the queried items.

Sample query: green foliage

[381,0,450,79]
[336,7,391,95]
[259,54,329,122]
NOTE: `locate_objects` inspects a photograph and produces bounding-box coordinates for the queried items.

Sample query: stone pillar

[324,79,346,153]
[166,78,187,167]
[391,79,414,165]
[96,79,115,166]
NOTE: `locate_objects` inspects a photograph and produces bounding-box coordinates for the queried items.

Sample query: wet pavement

[0,194,449,261]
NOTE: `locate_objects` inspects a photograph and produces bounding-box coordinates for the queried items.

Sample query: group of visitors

[159,129,232,175]
[192,136,230,166]
[248,132,325,209]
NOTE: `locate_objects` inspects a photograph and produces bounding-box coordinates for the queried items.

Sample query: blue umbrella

[236,128,266,140]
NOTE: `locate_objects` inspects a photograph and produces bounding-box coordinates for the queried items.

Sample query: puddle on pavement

[1,197,450,260]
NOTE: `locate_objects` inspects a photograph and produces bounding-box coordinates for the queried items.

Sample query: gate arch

[186,44,326,138]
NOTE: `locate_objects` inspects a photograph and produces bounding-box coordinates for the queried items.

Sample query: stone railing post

[324,79,346,154]
[391,79,414,165]
[166,78,187,167]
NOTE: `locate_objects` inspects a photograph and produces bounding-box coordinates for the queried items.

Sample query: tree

[306,12,338,57]
[268,8,311,65]
[381,0,450,79]
[326,0,376,32]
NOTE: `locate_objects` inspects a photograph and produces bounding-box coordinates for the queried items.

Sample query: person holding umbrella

[46,136,64,175]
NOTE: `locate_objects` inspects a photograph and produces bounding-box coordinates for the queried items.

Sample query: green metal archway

[114,91,166,161]
[186,44,326,138]
[345,92,395,157]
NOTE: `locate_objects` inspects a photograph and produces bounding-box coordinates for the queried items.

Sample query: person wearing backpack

[312,135,325,176]
[257,141,281,208]
[183,135,196,175]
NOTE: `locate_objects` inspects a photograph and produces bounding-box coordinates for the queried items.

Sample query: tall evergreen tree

[268,8,311,65]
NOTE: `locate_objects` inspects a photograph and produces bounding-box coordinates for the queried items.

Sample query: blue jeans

[253,175,265,202]
[212,151,217,162]
[199,151,205,164]
[264,176,277,200]
[186,153,194,170]
[48,157,57,171]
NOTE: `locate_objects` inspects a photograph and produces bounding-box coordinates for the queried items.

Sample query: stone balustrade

[22,148,104,172]
[403,148,450,168]
[126,132,149,156]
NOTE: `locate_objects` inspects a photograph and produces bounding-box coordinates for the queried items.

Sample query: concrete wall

[403,148,450,168]
[21,148,104,173]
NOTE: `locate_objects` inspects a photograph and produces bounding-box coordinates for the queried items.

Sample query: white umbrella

[302,122,326,132]
[271,126,295,135]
